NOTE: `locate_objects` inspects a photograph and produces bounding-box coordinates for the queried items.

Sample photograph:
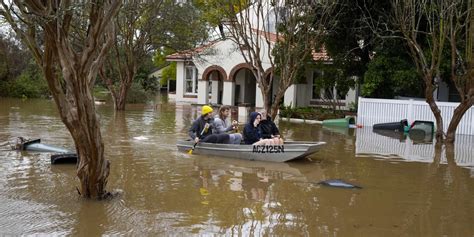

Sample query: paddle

[188,123,209,154]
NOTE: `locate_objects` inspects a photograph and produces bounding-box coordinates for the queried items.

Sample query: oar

[188,142,198,154]
[188,123,209,154]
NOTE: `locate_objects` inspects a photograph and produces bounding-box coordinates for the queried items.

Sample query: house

[165,32,358,110]
[165,2,359,109]
[148,65,176,93]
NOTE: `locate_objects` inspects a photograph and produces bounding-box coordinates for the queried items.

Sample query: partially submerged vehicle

[13,138,71,153]
[176,140,326,162]
[11,137,78,164]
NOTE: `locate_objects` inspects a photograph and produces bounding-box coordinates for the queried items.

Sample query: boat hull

[176,140,326,162]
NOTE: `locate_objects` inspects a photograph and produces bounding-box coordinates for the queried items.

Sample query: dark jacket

[243,112,261,144]
[259,117,280,139]
[189,116,214,140]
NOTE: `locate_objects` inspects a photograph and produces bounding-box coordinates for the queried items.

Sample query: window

[312,70,347,101]
[185,66,198,94]
[312,71,321,99]
[337,90,347,100]
[208,80,212,95]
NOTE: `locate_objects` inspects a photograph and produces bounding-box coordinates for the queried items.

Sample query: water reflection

[192,157,316,236]
[356,127,474,172]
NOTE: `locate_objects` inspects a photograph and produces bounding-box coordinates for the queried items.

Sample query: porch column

[197,80,209,104]
[255,84,264,108]
[222,81,235,106]
[176,62,185,100]
[210,80,219,104]
[284,84,297,108]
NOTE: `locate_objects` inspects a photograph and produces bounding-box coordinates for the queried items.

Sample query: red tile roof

[252,28,330,61]
[312,47,331,61]
[165,40,220,61]
[165,32,331,62]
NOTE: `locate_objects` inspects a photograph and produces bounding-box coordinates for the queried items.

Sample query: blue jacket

[243,112,261,144]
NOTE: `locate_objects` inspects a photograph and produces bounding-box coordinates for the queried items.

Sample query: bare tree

[0,0,121,199]
[364,0,474,143]
[100,0,163,111]
[221,1,336,119]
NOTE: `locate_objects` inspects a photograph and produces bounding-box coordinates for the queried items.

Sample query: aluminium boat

[176,140,326,162]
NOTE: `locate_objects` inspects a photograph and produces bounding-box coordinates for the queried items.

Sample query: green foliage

[126,82,151,104]
[279,105,344,120]
[362,51,423,98]
[313,63,355,100]
[153,49,176,86]
[136,61,158,93]
[153,1,209,51]
[161,63,176,83]
[194,0,250,26]
[0,61,49,98]
[93,86,110,101]
[348,101,357,112]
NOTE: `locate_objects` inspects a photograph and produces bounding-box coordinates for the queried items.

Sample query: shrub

[279,106,345,120]
[126,82,151,103]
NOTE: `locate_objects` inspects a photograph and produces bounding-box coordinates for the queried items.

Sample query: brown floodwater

[0,96,473,236]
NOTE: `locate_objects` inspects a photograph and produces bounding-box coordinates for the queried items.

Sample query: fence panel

[357,97,474,135]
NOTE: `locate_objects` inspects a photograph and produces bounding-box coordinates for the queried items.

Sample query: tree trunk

[115,85,128,111]
[71,100,109,198]
[270,93,284,121]
[50,71,110,199]
[424,79,445,142]
[446,100,473,143]
[115,71,135,110]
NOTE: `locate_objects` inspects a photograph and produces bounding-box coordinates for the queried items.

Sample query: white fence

[355,128,474,172]
[357,97,474,135]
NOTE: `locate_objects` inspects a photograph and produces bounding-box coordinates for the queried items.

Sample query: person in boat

[243,112,277,145]
[213,105,242,144]
[258,110,283,145]
[189,105,230,144]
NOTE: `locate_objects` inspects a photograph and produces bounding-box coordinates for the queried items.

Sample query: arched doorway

[229,64,256,106]
[202,66,227,105]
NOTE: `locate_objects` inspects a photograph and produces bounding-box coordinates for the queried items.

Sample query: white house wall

[197,80,209,104]
[222,81,235,105]
[175,62,185,101]
[194,39,272,75]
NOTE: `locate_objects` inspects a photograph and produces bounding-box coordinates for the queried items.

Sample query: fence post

[407,99,414,124]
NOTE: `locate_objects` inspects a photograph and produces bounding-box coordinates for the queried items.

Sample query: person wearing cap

[189,105,230,144]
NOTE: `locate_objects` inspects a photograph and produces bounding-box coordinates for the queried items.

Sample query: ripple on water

[0,197,72,235]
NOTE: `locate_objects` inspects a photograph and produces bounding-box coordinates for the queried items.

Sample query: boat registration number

[252,145,284,153]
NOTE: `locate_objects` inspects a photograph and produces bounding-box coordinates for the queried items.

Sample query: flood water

[0,96,473,236]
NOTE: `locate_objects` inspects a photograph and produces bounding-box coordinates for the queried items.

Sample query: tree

[364,0,474,143]
[209,1,336,119]
[100,0,208,110]
[100,0,161,110]
[1,1,121,199]
[362,40,424,99]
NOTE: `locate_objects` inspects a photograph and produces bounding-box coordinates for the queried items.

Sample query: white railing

[357,97,474,135]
